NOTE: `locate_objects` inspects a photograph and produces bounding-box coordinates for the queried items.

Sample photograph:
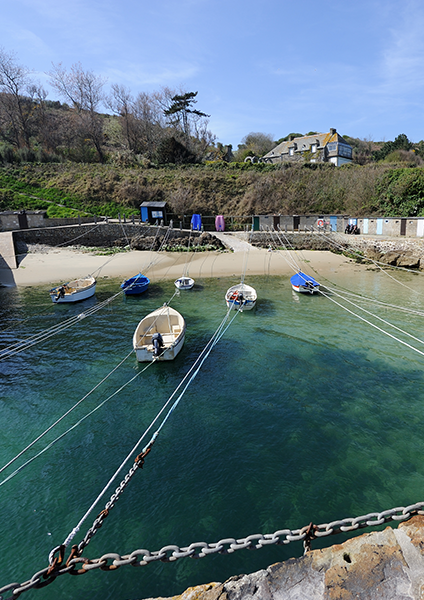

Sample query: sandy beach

[1,243,358,288]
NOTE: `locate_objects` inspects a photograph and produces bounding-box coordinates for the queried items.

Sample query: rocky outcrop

[247,232,424,269]
[145,516,424,600]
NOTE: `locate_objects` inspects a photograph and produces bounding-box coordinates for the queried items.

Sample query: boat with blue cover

[290,271,320,294]
[121,273,150,295]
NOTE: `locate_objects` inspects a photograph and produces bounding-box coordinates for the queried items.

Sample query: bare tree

[0,47,41,148]
[107,83,135,150]
[49,62,106,162]
[107,85,166,158]
[133,91,166,157]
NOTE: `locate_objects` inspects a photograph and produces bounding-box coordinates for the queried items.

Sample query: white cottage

[261,128,353,167]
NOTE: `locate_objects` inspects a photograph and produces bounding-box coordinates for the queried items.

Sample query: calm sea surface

[1,265,424,599]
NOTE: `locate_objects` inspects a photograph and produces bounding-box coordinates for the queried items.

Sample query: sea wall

[10,225,424,269]
[12,223,192,248]
[246,231,424,268]
[144,516,424,600]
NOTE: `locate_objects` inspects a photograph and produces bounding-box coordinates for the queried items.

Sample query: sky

[1,0,424,149]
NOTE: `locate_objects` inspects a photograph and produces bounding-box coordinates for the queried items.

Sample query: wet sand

[2,245,359,288]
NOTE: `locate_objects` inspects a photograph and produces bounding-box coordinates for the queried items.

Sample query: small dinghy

[121,273,150,295]
[49,276,96,303]
[133,305,186,362]
[225,283,257,311]
[290,272,320,294]
[174,276,194,290]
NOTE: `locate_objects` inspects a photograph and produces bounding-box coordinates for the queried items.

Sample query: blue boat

[121,273,150,295]
[290,271,320,294]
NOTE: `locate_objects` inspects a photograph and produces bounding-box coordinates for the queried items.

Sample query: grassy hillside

[1,161,424,219]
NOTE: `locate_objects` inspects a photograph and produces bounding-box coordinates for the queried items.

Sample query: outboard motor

[55,286,66,302]
[152,332,164,356]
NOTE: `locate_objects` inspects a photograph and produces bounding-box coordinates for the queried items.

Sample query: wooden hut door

[400,219,407,236]
[18,212,28,229]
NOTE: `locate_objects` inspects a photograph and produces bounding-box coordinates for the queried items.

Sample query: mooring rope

[0,289,181,480]
[0,349,135,479]
[56,304,240,557]
[0,356,159,488]
[0,292,121,361]
[319,289,424,357]
[323,285,424,318]
[0,227,178,362]
[321,285,424,346]
[312,227,424,294]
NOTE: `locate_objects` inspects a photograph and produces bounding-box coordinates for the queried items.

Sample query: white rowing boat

[225,283,257,311]
[49,276,96,303]
[133,305,186,362]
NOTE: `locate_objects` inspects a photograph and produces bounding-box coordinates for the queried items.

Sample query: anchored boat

[290,272,320,294]
[225,283,257,311]
[121,273,150,295]
[49,276,96,303]
[174,276,194,290]
[133,305,186,362]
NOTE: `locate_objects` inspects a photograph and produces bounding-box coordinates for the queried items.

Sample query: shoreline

[0,245,360,288]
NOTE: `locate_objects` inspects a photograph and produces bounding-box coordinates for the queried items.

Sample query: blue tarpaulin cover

[191,214,202,230]
[290,272,319,287]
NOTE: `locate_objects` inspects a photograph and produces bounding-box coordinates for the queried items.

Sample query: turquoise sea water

[1,266,424,599]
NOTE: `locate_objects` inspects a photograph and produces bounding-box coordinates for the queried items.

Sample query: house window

[311,144,317,153]
[338,144,352,158]
[289,147,294,156]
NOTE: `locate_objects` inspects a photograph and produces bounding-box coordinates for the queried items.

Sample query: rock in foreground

[144,516,424,600]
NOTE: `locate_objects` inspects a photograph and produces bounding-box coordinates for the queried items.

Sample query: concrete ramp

[0,232,17,269]
[213,231,256,253]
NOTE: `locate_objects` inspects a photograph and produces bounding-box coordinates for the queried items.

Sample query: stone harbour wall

[10,225,424,269]
[246,231,424,269]
[12,223,226,253]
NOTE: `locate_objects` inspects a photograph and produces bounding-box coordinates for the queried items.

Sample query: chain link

[2,502,423,599]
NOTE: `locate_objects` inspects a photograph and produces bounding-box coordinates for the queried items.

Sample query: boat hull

[291,284,320,294]
[133,306,186,362]
[175,277,194,290]
[225,283,257,311]
[124,286,149,295]
[121,274,150,295]
[290,272,320,295]
[50,277,96,303]
[134,331,185,361]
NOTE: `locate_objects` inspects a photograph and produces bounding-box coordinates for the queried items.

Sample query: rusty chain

[1,501,423,599]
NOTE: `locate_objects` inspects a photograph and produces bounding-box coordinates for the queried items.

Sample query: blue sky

[2,0,424,148]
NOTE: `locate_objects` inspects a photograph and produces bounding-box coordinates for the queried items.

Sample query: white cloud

[380,0,424,93]
[104,61,200,88]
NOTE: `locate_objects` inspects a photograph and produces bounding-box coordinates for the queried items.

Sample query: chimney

[330,128,336,135]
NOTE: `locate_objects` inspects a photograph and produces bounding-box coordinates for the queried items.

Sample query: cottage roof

[262,129,351,159]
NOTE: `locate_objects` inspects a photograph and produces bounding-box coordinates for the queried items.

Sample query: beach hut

[140,202,168,225]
